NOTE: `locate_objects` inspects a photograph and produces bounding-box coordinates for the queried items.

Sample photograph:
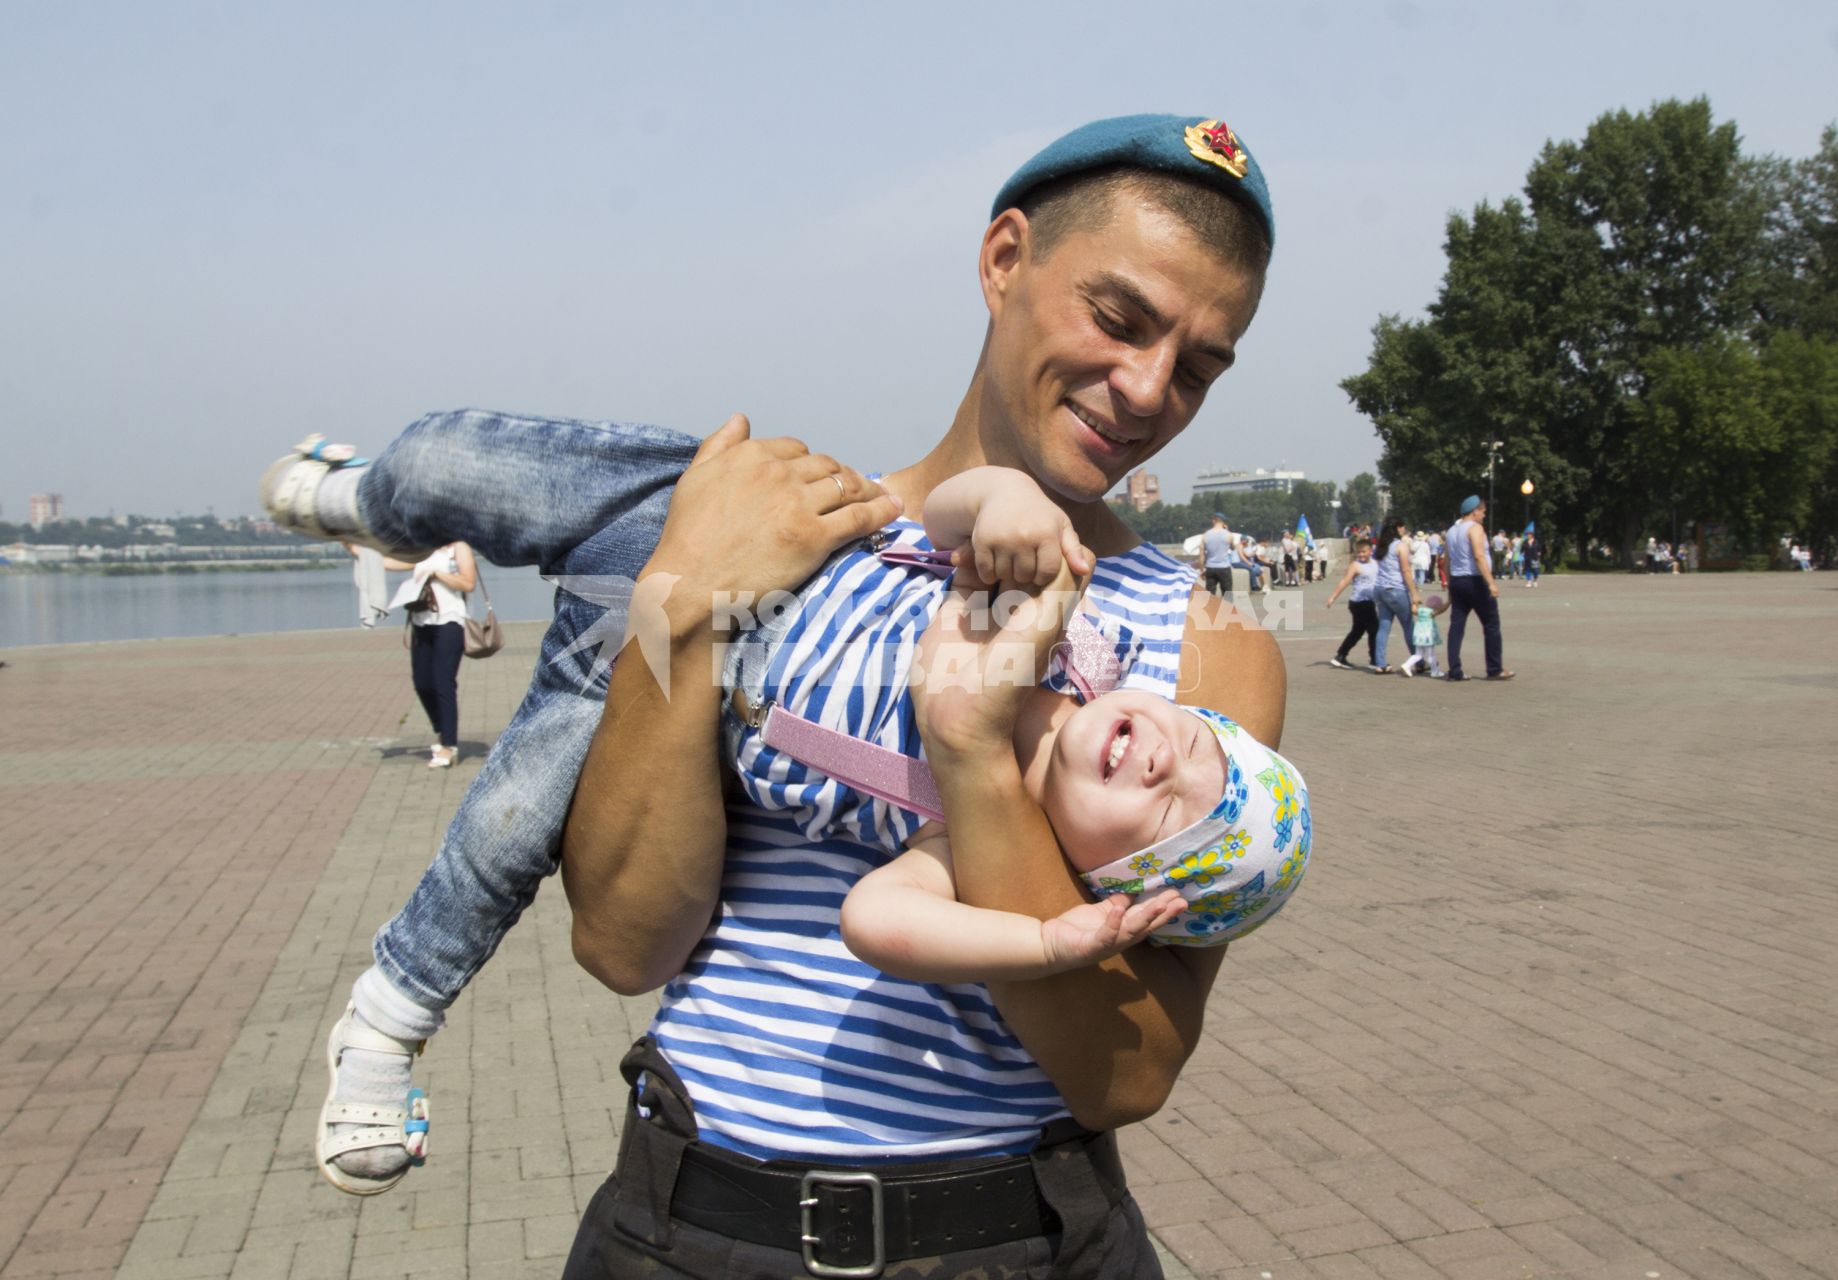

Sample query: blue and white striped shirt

[649,518,1197,1161]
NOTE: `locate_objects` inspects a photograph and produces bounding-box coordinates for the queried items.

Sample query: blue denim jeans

[358,410,700,1009]
[1446,574,1504,678]
[1372,586,1412,669]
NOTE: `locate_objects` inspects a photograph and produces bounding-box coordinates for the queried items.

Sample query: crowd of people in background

[1319,496,1515,682]
[1195,512,1327,594]
[1644,536,1691,574]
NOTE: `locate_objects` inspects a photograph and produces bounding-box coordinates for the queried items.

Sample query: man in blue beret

[1443,495,1513,680]
[561,113,1284,1278]
[276,114,1284,1277]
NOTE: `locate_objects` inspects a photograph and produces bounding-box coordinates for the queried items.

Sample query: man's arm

[560,416,903,994]
[1469,522,1499,596]
[926,590,1286,1129]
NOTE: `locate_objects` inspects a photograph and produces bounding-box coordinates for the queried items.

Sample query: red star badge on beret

[1184,120,1248,179]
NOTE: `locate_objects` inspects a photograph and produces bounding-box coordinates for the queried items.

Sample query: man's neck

[881,377,1142,559]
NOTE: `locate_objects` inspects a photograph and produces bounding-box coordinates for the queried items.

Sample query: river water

[0,566,565,649]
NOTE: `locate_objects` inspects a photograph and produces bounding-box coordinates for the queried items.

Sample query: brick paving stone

[0,573,1826,1277]
[2,627,422,1278]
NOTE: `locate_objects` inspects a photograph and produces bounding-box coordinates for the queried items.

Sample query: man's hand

[563,413,901,996]
[643,414,904,630]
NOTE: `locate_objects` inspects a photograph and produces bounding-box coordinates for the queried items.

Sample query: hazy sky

[4,1,1834,521]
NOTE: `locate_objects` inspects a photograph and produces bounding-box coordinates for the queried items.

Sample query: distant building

[28,493,63,527]
[7,542,74,563]
[1192,467,1304,496]
[1122,469,1160,512]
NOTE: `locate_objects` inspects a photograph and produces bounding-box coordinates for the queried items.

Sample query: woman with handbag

[385,542,479,768]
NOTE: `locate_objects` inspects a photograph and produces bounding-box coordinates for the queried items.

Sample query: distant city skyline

[5,4,1834,517]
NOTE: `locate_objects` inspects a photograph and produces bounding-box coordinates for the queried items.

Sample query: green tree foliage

[1344,99,1836,564]
[1339,473,1381,528]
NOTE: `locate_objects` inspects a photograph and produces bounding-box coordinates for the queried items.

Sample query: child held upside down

[835,495,1309,981]
[264,419,1310,1195]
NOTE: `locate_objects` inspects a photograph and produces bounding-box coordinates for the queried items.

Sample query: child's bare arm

[922,466,1090,586]
[840,829,1184,983]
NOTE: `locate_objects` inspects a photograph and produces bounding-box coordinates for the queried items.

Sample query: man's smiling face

[980,194,1263,504]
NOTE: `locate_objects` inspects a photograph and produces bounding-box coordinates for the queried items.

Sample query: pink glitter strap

[760,704,946,824]
[759,548,1125,822]
[1051,613,1126,702]
[873,545,957,576]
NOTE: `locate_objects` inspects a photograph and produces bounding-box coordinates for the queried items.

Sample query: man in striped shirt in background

[561,114,1289,1278]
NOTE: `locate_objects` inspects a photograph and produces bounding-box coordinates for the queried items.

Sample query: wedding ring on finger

[830,473,847,499]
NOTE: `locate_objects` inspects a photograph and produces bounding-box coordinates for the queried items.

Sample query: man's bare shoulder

[1177,589,1287,746]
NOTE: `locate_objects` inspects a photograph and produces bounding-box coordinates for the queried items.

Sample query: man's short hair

[1355,537,1373,549]
[1018,164,1273,279]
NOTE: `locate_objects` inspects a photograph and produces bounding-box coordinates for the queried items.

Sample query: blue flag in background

[1295,514,1314,548]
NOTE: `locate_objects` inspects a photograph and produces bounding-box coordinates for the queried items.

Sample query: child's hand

[952,472,1088,588]
[913,557,1083,757]
[1039,890,1187,972]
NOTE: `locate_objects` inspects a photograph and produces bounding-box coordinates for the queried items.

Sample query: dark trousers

[563,1037,1161,1279]
[1337,599,1378,664]
[1203,567,1233,597]
[409,621,463,746]
[1446,575,1503,677]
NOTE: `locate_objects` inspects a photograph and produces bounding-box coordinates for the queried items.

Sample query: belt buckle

[798,1169,884,1279]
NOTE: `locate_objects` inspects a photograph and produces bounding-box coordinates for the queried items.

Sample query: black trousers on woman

[1337,600,1379,665]
[410,620,464,747]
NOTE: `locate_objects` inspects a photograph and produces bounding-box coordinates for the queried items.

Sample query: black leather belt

[670,1140,1058,1278]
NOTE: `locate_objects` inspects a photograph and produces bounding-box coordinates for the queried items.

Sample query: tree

[1288,479,1341,543]
[1345,99,1825,566]
[1339,473,1382,529]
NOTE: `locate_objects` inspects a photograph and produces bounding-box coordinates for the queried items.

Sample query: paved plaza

[1,571,1833,1280]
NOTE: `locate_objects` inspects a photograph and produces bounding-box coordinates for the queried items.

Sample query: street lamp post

[1329,498,1342,537]
[1487,439,1504,526]
[1521,478,1534,531]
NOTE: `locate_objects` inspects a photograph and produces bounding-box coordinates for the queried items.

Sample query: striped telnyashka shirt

[650,519,1198,1161]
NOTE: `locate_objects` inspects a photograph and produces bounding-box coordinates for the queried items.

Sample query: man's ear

[978,209,1030,317]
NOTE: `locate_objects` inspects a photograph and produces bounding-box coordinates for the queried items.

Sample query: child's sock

[354,966,445,1042]
[327,969,444,1178]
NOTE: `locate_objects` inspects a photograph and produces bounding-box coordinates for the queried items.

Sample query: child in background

[1400,592,1449,679]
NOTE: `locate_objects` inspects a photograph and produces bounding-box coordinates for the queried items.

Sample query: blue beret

[1460,495,1482,515]
[991,114,1274,250]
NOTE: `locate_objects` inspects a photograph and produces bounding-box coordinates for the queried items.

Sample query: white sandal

[264,453,340,540]
[317,1006,428,1196]
[260,436,409,552]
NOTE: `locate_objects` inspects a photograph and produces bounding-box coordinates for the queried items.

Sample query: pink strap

[757,544,1121,825]
[760,705,946,824]
[873,545,956,576]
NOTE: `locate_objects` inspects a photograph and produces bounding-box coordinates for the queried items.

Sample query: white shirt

[387,545,469,627]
